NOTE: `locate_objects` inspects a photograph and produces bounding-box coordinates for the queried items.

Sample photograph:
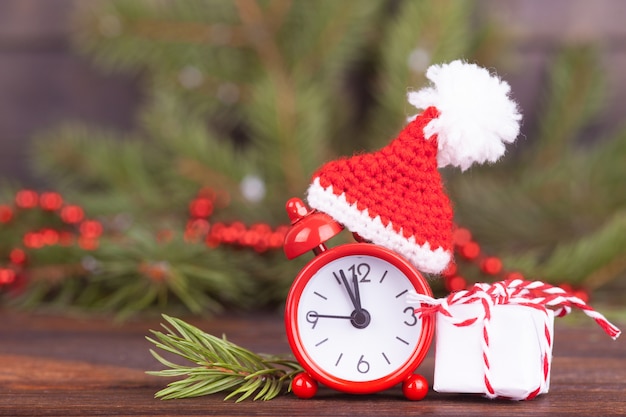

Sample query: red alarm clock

[283,198,434,400]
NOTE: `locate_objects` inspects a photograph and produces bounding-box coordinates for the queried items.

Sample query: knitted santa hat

[306,60,521,274]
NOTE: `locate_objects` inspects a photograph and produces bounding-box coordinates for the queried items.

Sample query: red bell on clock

[284,197,343,259]
[283,199,434,400]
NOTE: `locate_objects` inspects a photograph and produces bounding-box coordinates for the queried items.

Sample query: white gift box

[433,303,554,399]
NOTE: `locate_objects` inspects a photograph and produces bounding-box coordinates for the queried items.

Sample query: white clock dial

[295,254,425,382]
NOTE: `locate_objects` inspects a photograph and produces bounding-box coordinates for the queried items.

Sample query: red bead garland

[0,189,104,290]
[185,191,588,302]
[185,191,287,253]
[445,227,590,301]
[0,187,590,302]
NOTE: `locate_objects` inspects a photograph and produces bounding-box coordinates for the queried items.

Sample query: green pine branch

[147,315,302,401]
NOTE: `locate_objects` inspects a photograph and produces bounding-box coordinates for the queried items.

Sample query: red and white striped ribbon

[408,278,621,400]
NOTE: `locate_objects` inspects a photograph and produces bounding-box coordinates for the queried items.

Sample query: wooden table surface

[0,309,624,416]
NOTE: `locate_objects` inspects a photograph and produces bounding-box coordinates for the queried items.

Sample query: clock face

[285,244,434,394]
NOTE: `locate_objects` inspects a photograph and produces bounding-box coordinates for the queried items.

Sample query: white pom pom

[407,60,522,171]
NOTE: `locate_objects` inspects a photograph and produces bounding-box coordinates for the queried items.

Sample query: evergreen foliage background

[1,0,624,316]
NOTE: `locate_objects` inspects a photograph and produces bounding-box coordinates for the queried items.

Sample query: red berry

[39,192,63,211]
[189,197,214,218]
[221,222,245,245]
[442,262,457,278]
[239,230,260,247]
[23,232,44,249]
[15,190,38,209]
[453,227,472,246]
[505,271,525,281]
[267,232,285,249]
[291,373,317,399]
[80,220,103,239]
[205,223,226,247]
[573,289,590,304]
[0,205,13,223]
[402,373,429,401]
[40,228,59,246]
[480,257,503,275]
[61,205,85,224]
[250,223,271,234]
[0,269,16,285]
[460,241,480,260]
[9,248,27,265]
[445,276,467,292]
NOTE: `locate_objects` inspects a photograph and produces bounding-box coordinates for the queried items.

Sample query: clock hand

[307,311,351,320]
[338,269,371,329]
[352,269,363,311]
[339,270,360,311]
[306,310,352,329]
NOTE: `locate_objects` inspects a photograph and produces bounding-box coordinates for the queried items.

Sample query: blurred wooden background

[1,0,625,186]
[0,0,139,185]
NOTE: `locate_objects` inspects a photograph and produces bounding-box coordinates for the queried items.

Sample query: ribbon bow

[408,278,620,400]
[409,278,620,339]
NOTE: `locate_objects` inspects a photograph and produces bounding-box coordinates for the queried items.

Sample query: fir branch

[147,315,302,402]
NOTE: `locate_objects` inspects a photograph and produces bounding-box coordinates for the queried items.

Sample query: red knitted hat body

[307,106,453,274]
[305,60,522,273]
